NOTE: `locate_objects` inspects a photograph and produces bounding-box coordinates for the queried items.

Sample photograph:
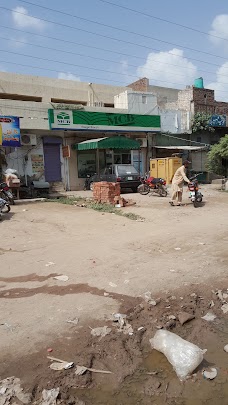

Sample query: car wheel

[89,182,94,191]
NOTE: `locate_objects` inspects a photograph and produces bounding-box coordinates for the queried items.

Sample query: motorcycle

[0,197,10,220]
[188,173,203,207]
[0,182,15,205]
[138,173,168,197]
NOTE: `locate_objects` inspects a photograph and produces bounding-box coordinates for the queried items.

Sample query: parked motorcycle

[138,173,168,197]
[0,182,15,205]
[0,197,10,220]
[188,173,203,207]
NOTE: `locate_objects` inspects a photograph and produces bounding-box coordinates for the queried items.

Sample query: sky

[1,0,228,100]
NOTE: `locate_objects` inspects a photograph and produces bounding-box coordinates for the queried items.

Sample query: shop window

[77,151,96,178]
[197,136,202,143]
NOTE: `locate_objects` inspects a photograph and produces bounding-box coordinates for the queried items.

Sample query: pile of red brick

[93,182,120,204]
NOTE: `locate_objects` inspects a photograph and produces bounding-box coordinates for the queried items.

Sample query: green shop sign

[48,109,160,132]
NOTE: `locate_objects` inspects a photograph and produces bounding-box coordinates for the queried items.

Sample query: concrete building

[0,72,161,191]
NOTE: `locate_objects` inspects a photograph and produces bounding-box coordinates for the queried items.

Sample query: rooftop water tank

[194,77,204,89]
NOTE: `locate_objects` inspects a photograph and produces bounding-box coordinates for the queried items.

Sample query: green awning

[73,136,140,151]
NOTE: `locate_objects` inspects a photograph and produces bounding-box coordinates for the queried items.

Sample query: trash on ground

[47,356,74,370]
[174,247,181,251]
[124,279,130,284]
[109,282,117,288]
[209,300,215,308]
[214,290,226,303]
[40,388,60,405]
[0,322,14,332]
[224,344,228,353]
[104,292,109,296]
[178,312,195,326]
[138,326,144,331]
[221,304,228,314]
[75,365,112,375]
[122,323,133,335]
[201,312,217,321]
[47,348,53,353]
[203,368,217,380]
[91,326,111,338]
[45,262,55,267]
[190,293,197,298]
[67,318,79,325]
[0,376,31,404]
[143,291,159,306]
[53,275,69,282]
[165,319,176,329]
[223,293,228,299]
[150,330,205,380]
[113,313,126,329]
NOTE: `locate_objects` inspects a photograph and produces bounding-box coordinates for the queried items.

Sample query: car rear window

[117,165,138,175]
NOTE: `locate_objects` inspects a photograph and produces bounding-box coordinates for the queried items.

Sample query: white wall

[114,90,158,115]
[6,136,44,182]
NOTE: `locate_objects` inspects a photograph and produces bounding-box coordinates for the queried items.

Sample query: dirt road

[0,186,228,404]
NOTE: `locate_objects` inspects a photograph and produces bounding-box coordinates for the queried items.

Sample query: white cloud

[137,48,197,88]
[58,72,81,81]
[209,15,228,44]
[207,62,228,102]
[12,6,45,30]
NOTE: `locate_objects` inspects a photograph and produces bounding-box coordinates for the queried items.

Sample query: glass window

[117,165,138,175]
[142,95,147,104]
[77,151,96,178]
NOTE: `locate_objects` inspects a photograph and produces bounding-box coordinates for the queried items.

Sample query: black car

[88,164,141,192]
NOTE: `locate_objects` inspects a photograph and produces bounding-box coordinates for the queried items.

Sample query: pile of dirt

[1,280,228,404]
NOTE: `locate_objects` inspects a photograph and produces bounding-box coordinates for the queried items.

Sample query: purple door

[43,143,61,182]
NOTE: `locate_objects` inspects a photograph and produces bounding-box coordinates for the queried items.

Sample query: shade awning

[73,136,140,151]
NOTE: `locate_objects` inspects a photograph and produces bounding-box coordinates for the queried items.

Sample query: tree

[207,134,228,176]
[191,112,215,133]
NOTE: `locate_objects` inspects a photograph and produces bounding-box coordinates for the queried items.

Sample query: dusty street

[0,186,228,404]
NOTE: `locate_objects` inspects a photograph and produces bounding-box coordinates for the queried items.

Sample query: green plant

[47,198,143,221]
[207,135,228,176]
[47,197,83,205]
[191,112,215,133]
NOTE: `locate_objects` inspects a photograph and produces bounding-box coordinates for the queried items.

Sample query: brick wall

[93,182,120,204]
[177,87,193,111]
[214,102,228,115]
[128,77,149,92]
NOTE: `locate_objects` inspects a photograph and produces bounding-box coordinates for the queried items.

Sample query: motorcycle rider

[169,160,191,206]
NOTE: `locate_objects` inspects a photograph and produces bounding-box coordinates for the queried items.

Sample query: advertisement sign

[48,110,161,132]
[209,115,226,127]
[62,145,71,158]
[31,154,44,174]
[0,116,21,147]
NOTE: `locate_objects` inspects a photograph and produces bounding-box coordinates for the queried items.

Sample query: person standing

[169,160,190,206]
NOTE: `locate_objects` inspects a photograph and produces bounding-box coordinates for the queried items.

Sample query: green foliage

[207,135,228,176]
[47,198,143,221]
[191,112,215,133]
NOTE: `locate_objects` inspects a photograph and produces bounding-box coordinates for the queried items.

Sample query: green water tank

[194,77,204,88]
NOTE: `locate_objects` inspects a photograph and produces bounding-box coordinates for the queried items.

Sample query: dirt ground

[0,186,228,404]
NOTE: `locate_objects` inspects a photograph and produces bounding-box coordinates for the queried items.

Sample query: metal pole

[96,148,100,176]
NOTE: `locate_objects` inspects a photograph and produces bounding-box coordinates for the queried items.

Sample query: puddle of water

[71,348,228,405]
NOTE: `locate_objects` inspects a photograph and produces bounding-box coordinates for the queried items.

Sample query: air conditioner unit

[136,138,147,148]
[21,134,37,146]
[94,101,104,107]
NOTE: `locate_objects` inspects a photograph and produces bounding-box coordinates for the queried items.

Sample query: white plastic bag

[149,330,205,380]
